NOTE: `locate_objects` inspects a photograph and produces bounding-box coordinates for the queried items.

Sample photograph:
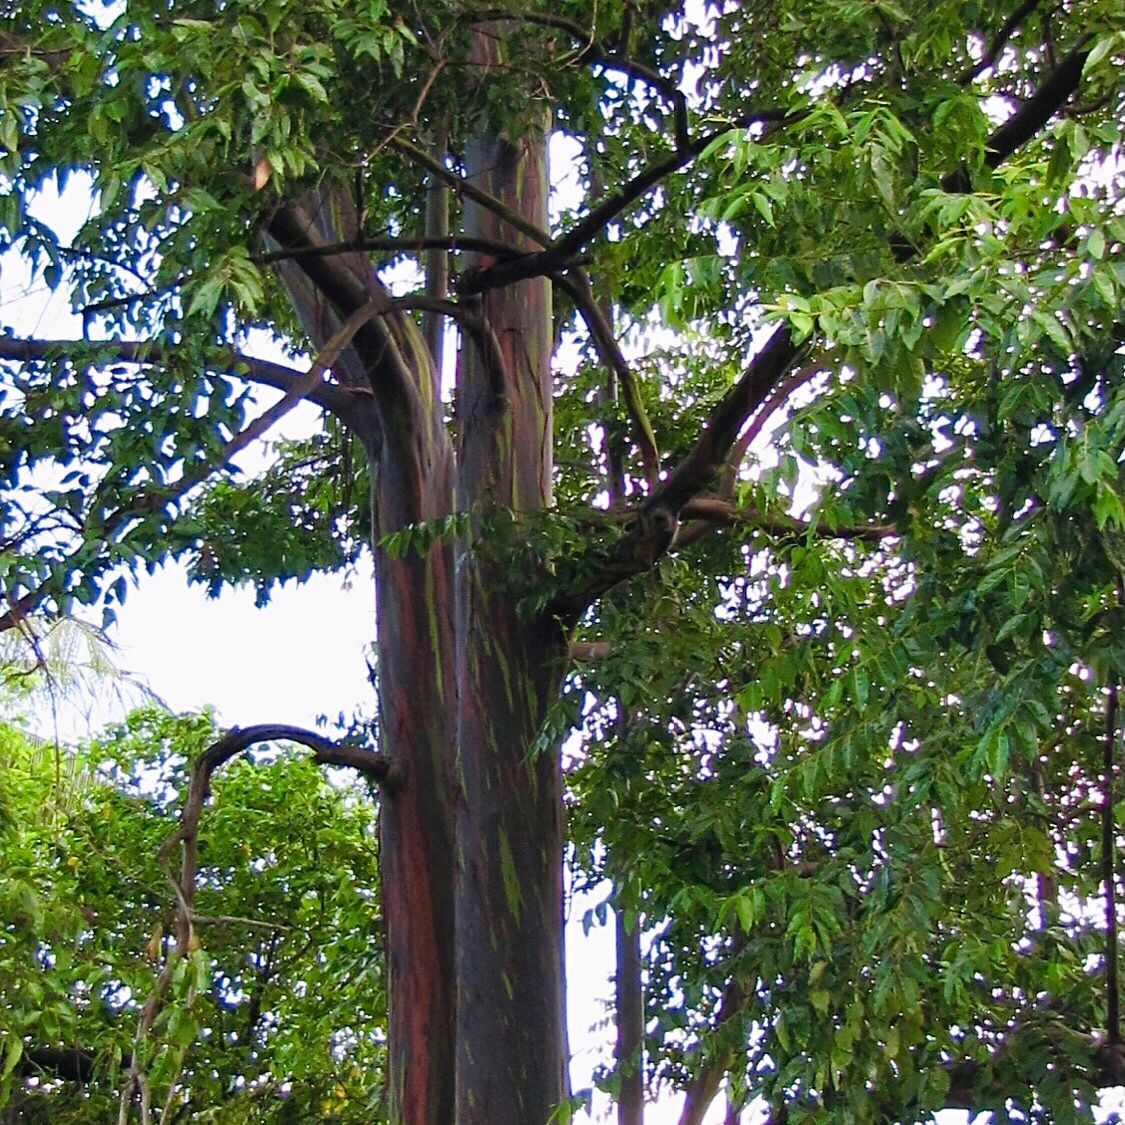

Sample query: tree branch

[253,233,526,267]
[553,269,659,485]
[0,337,365,425]
[265,194,434,419]
[549,327,806,620]
[423,123,451,381]
[121,724,394,1118]
[957,0,1044,85]
[678,496,897,541]
[944,40,1091,192]
[460,113,792,295]
[389,295,510,403]
[390,137,552,248]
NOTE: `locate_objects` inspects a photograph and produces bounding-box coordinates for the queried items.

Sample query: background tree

[1,0,1125,1121]
[0,706,388,1124]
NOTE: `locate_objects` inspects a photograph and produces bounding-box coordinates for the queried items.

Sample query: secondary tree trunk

[375,407,458,1125]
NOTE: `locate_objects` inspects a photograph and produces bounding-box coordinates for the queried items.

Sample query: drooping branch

[553,269,659,486]
[391,294,509,402]
[0,305,395,633]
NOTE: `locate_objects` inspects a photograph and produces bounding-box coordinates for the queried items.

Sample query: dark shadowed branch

[957,0,1045,84]
[0,337,366,424]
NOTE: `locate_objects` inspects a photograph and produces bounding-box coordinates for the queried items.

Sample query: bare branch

[122,723,394,1117]
[549,328,806,620]
[658,328,807,513]
[718,360,830,499]
[460,114,793,295]
[266,194,431,412]
[203,295,391,473]
[253,233,526,267]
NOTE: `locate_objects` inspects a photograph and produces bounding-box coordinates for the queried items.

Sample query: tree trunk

[375,413,458,1125]
[451,37,569,1121]
[616,910,645,1125]
[269,38,567,1121]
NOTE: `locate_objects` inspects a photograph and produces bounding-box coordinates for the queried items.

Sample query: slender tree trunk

[616,910,645,1125]
[452,34,569,1121]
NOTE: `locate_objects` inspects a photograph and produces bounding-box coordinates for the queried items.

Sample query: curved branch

[553,269,659,485]
[391,294,509,403]
[266,192,442,436]
[659,328,807,513]
[718,360,831,499]
[200,295,391,477]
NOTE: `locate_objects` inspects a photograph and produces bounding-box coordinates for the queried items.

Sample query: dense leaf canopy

[2,0,1125,1120]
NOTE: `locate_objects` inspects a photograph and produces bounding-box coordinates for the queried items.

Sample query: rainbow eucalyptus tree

[1,0,1124,1121]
